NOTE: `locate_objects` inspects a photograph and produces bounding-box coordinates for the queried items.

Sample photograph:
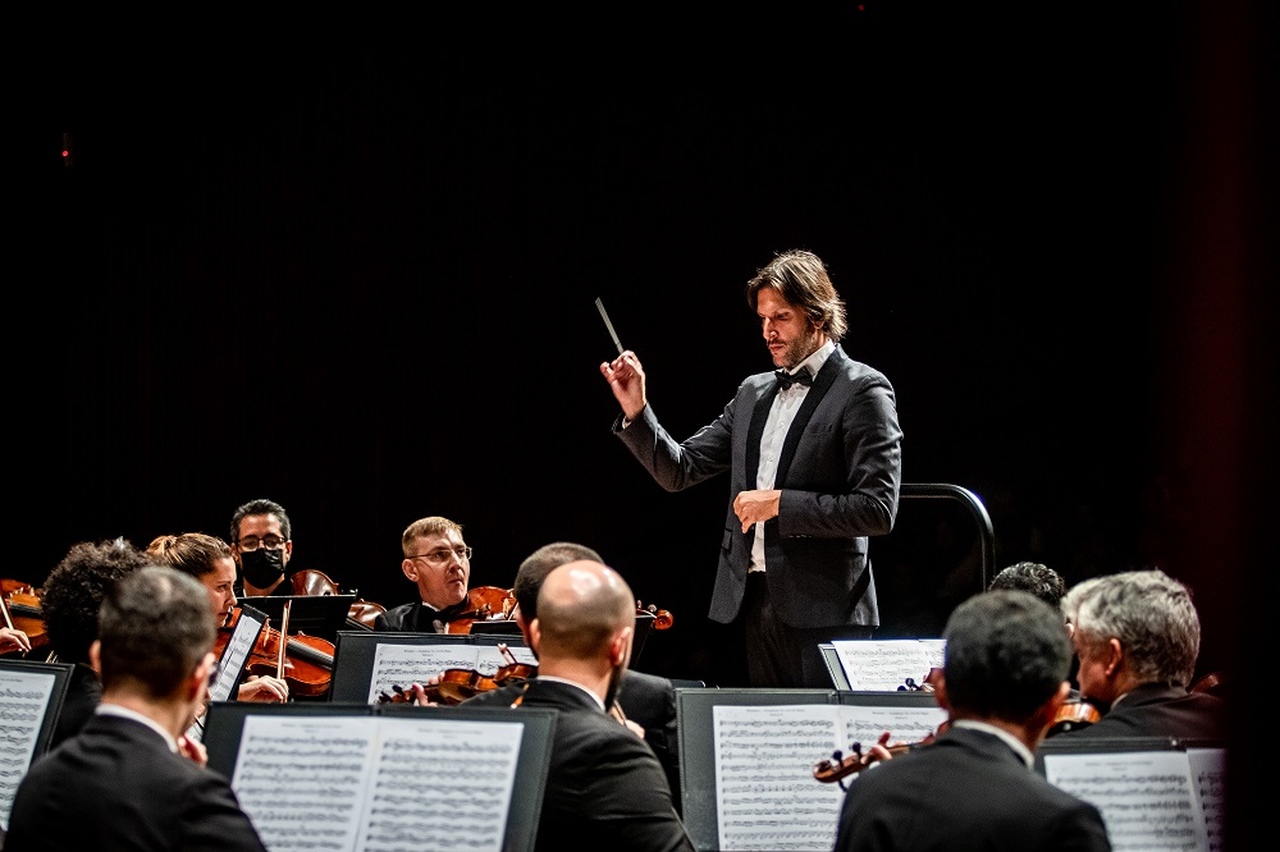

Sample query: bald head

[535,560,635,661]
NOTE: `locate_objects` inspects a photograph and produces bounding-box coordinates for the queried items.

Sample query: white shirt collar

[951,719,1035,768]
[534,674,606,711]
[95,703,180,753]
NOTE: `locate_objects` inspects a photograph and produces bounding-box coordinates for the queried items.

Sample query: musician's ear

[932,674,951,713]
[401,559,419,583]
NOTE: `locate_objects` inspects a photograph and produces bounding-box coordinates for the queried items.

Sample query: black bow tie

[775,369,813,390]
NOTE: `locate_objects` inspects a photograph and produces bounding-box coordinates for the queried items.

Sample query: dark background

[17,0,1271,798]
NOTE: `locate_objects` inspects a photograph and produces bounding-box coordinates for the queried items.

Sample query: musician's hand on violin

[600,350,647,422]
[863,731,899,767]
[177,735,208,767]
[239,675,290,703]
[733,489,781,532]
[1,626,32,653]
[406,683,440,707]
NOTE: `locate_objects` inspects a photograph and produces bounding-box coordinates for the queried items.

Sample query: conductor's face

[757,288,825,370]
[402,529,471,610]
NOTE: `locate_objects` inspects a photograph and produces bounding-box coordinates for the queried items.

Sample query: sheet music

[1043,749,1211,851]
[712,704,846,851]
[231,714,524,852]
[838,704,948,749]
[366,643,537,703]
[831,640,943,691]
[1187,748,1227,852]
[359,716,523,852]
[0,668,57,830]
[186,610,265,744]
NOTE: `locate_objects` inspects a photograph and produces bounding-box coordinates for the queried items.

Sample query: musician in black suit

[373,515,475,632]
[600,249,903,687]
[505,559,693,851]
[1057,568,1227,742]
[38,539,152,747]
[833,590,1111,852]
[6,566,266,851]
[460,541,682,808]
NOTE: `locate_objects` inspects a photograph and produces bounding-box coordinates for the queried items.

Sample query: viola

[814,723,949,788]
[377,643,534,706]
[288,568,388,632]
[435,586,519,634]
[245,600,336,698]
[637,601,674,630]
[1,579,50,653]
[1046,696,1103,736]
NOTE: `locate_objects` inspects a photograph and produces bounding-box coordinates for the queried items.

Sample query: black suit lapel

[744,382,779,489]
[775,347,844,486]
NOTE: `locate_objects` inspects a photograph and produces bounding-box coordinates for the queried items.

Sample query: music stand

[242,594,356,643]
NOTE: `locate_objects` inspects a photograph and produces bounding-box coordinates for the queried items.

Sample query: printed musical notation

[366,644,537,704]
[0,668,57,829]
[230,714,525,852]
[830,639,946,691]
[1043,747,1226,852]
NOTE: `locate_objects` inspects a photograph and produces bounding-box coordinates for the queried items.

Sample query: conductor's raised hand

[600,350,647,422]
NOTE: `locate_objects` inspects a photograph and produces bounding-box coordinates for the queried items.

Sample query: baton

[595,297,625,355]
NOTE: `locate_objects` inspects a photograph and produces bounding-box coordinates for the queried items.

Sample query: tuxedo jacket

[5,713,266,851]
[1055,682,1228,742]
[616,346,902,628]
[503,678,693,852]
[833,725,1111,852]
[462,669,683,810]
[373,600,466,632]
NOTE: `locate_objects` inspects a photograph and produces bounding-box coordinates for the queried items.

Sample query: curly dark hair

[41,539,153,665]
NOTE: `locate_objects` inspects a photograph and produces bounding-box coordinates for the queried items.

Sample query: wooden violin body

[1046,697,1102,736]
[2,579,50,653]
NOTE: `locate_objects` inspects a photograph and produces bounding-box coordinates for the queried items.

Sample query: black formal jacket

[615,346,903,629]
[1055,682,1228,742]
[833,725,1111,852]
[5,712,266,851]
[482,678,693,852]
[462,668,682,811]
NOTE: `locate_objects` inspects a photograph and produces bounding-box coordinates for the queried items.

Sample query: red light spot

[62,149,69,157]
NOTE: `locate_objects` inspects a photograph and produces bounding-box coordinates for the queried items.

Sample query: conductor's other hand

[733,489,781,532]
[600,350,647,422]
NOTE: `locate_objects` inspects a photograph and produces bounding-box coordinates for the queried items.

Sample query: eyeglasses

[237,535,287,552]
[407,546,473,566]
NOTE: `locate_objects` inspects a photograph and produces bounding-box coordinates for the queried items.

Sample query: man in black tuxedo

[6,566,267,851]
[460,541,682,808]
[833,590,1111,851]
[600,249,903,687]
[1057,568,1227,742]
[502,559,693,851]
[374,515,475,632]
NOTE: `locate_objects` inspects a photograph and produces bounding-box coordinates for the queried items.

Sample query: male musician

[228,497,296,597]
[147,532,289,703]
[1056,568,1227,741]
[374,516,474,632]
[6,566,267,850]
[833,590,1110,852]
[460,541,683,808]
[507,559,693,851]
[600,249,903,687]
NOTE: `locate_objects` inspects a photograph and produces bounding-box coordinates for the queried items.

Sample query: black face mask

[240,548,285,588]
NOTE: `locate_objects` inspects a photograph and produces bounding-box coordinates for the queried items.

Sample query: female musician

[1,624,33,653]
[146,533,289,703]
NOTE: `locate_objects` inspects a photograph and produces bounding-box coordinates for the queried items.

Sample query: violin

[244,600,337,698]
[814,723,949,789]
[288,568,389,632]
[435,586,519,634]
[1,579,50,653]
[377,643,534,706]
[637,601,674,630]
[1046,696,1103,736]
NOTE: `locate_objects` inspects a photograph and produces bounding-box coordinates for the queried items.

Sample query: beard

[775,324,823,370]
[604,664,628,712]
